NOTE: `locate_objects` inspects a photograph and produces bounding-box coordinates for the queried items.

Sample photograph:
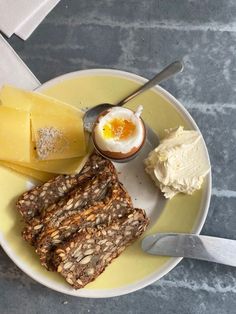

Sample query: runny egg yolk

[102,118,136,140]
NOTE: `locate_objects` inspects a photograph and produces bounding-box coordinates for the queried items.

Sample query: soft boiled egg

[92,106,146,161]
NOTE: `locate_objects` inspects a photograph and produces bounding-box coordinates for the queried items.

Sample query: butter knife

[142,233,236,267]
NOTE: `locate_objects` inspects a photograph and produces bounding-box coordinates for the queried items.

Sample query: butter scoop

[144,126,210,199]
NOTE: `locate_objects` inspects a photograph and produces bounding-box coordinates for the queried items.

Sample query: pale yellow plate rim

[0,69,212,298]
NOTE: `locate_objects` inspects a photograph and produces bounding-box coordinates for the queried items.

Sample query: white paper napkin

[0,34,40,89]
[15,0,61,40]
[0,0,47,38]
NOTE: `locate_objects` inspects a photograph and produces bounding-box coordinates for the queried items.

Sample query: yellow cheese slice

[14,138,94,174]
[0,106,30,162]
[15,155,88,175]
[31,112,86,160]
[0,85,84,117]
[0,161,55,182]
[0,85,32,111]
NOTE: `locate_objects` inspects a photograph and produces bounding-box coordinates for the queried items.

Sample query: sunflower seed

[87,239,95,244]
[79,255,92,265]
[106,241,113,247]
[64,262,73,269]
[67,199,73,206]
[33,224,43,230]
[84,249,94,255]
[51,230,59,237]
[76,254,84,262]
[66,277,74,285]
[76,278,83,285]
[98,239,107,245]
[73,245,82,256]
[66,203,73,210]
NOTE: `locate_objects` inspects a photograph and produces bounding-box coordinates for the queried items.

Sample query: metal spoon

[83,60,184,132]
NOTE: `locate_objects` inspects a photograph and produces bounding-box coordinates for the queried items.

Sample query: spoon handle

[142,233,236,267]
[116,60,184,107]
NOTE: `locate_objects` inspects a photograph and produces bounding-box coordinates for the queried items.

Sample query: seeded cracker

[35,182,133,269]
[21,155,117,243]
[32,170,116,258]
[53,209,149,289]
[17,153,116,222]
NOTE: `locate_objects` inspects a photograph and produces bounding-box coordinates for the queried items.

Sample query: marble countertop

[1,1,236,313]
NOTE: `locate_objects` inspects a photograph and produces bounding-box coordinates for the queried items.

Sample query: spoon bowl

[83,103,113,133]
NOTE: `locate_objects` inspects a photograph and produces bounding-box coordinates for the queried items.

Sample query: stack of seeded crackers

[16,153,149,289]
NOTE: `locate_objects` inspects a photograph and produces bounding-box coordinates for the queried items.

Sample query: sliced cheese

[14,138,93,174]
[0,85,32,111]
[0,85,84,117]
[15,154,89,175]
[0,161,55,182]
[0,85,91,173]
[0,106,30,162]
[31,112,86,160]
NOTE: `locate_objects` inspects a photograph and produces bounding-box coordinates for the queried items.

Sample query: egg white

[94,107,144,154]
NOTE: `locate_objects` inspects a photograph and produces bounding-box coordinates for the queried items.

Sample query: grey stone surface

[1,0,236,313]
[188,107,236,191]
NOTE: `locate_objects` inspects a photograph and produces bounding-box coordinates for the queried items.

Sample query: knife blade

[142,233,236,267]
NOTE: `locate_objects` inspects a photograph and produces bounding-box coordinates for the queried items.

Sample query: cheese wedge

[0,106,30,162]
[14,138,93,174]
[0,161,55,182]
[14,153,90,175]
[0,85,84,117]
